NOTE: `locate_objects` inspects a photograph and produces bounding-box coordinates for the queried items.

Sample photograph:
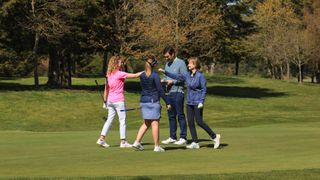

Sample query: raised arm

[158,68,186,82]
[126,71,143,78]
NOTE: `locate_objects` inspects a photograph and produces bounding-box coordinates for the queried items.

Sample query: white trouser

[100,101,126,139]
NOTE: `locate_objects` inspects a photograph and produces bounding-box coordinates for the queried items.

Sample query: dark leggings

[186,105,216,143]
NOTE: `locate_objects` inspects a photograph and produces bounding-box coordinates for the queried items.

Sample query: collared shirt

[164,57,188,94]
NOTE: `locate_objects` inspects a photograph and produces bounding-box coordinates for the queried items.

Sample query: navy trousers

[167,92,187,140]
[186,104,216,143]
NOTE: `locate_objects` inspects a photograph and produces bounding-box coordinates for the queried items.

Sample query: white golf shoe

[186,142,200,149]
[174,138,187,145]
[213,134,221,149]
[161,137,176,144]
[132,141,144,151]
[96,139,110,148]
[120,141,132,148]
[154,146,165,152]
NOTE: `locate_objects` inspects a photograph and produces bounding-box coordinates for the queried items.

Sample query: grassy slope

[0,76,319,178]
[0,76,319,131]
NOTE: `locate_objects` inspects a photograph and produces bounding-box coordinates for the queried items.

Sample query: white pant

[100,101,126,139]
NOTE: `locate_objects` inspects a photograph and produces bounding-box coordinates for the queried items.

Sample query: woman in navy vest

[132,55,171,152]
[159,57,221,149]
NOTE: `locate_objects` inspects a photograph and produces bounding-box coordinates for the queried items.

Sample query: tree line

[0,0,319,87]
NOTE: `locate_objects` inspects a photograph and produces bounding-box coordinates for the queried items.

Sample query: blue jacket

[140,71,168,104]
[165,70,206,105]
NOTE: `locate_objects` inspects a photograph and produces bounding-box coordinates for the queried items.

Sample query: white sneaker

[96,139,110,148]
[213,134,221,149]
[154,146,165,152]
[120,141,132,148]
[174,138,187,145]
[132,141,144,151]
[161,137,177,144]
[186,142,200,149]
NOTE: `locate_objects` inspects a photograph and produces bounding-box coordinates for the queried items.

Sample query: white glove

[103,102,107,109]
[197,103,203,109]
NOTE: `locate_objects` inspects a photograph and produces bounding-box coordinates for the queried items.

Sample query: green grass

[0,75,319,179]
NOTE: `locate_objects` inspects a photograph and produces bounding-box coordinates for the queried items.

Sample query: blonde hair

[144,55,155,77]
[107,55,123,75]
[188,57,201,70]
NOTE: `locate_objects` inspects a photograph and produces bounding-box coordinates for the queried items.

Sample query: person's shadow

[163,139,228,151]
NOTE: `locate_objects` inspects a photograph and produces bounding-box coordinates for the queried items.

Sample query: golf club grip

[95,80,105,103]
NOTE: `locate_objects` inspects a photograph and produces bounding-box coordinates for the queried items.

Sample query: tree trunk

[298,61,303,84]
[280,65,283,80]
[32,33,39,88]
[31,0,39,88]
[102,52,109,76]
[235,59,239,76]
[67,54,72,88]
[47,48,60,87]
[316,61,320,83]
[60,54,67,87]
[208,60,215,75]
[72,54,76,75]
[270,64,275,79]
[286,61,290,80]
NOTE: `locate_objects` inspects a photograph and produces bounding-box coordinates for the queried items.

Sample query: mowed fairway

[0,76,319,179]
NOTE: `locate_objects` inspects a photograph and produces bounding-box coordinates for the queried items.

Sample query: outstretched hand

[158,68,165,73]
[167,104,172,110]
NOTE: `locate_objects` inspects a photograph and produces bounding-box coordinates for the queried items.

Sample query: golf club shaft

[120,107,141,112]
[95,80,105,103]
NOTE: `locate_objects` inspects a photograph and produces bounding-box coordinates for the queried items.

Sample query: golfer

[132,55,171,152]
[159,57,221,149]
[96,55,143,148]
[161,46,188,145]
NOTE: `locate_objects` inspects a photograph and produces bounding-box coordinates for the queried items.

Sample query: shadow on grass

[0,82,46,91]
[206,76,245,84]
[164,143,228,151]
[0,81,287,99]
[202,143,228,149]
[207,86,287,98]
[164,146,186,151]
[0,82,100,92]
[0,77,19,80]
[0,81,142,93]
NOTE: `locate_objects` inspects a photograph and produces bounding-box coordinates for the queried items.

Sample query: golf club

[95,80,140,113]
[95,80,107,121]
[120,107,141,112]
[94,80,105,104]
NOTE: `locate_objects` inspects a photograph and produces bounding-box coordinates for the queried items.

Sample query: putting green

[0,122,319,178]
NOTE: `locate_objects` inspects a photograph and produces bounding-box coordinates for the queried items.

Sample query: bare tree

[132,0,222,66]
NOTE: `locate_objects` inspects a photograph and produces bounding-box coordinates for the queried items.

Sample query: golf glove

[197,103,203,109]
[103,102,107,109]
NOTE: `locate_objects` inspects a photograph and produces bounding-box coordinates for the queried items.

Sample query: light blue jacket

[165,70,206,105]
[164,57,188,94]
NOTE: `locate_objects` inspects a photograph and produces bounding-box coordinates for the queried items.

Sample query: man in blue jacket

[161,46,188,145]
